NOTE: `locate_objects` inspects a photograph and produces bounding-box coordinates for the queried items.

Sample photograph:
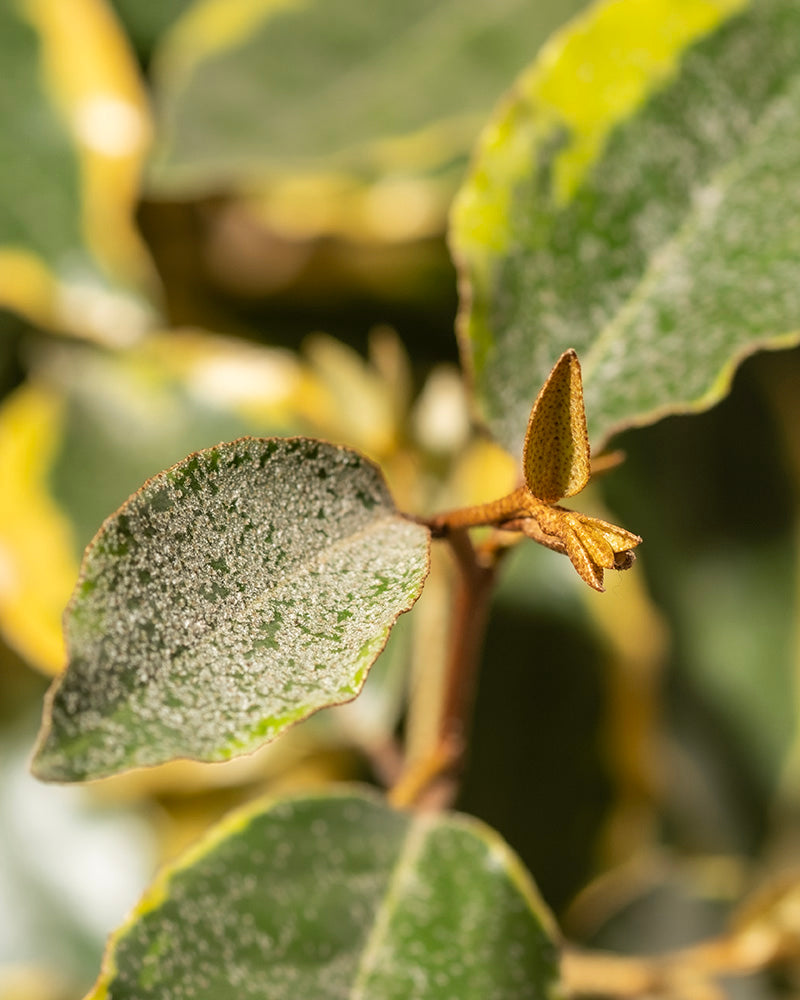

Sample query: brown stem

[390,528,499,809]
[426,485,530,535]
[361,736,405,787]
[437,528,497,768]
[561,948,664,997]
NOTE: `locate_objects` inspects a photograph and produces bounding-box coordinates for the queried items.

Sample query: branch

[562,910,798,999]
[390,528,499,809]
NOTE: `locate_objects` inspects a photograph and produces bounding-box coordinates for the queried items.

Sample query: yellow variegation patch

[0,385,75,673]
[452,0,747,257]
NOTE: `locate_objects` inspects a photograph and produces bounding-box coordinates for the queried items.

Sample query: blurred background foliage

[2,1,800,997]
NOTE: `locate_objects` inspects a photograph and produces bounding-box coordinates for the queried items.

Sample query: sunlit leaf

[33,439,429,781]
[87,788,560,1000]
[452,0,800,452]
[0,0,158,342]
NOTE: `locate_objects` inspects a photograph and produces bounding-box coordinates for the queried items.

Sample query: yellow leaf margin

[0,384,75,674]
[85,786,559,1000]
[7,0,157,342]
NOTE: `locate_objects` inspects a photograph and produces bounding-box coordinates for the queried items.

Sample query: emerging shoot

[429,350,641,591]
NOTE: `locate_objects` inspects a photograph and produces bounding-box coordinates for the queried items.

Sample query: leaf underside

[522,348,590,503]
[87,789,560,1000]
[0,0,155,338]
[453,0,800,453]
[33,438,430,782]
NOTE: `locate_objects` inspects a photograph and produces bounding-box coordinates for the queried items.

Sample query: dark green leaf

[87,788,560,1000]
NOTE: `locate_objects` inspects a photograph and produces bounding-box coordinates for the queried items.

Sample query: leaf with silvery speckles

[32,438,430,782]
[453,0,800,453]
[86,788,561,1000]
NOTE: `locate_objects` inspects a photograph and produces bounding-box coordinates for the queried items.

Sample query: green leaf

[0,333,315,676]
[675,538,797,792]
[147,0,587,196]
[0,0,158,341]
[452,0,800,453]
[32,439,429,781]
[86,788,560,1000]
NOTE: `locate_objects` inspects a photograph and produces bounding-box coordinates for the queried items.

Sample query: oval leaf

[32,438,429,782]
[87,788,560,999]
[523,348,590,502]
[452,0,800,452]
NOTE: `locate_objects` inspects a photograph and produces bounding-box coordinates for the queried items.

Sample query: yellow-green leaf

[87,788,560,1000]
[452,0,800,452]
[32,439,430,781]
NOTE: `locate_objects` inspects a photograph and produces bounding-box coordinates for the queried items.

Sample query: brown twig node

[428,350,641,591]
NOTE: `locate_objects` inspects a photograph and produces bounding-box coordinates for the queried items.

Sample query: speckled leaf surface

[0,0,157,342]
[33,439,429,782]
[0,333,316,676]
[147,0,586,194]
[452,0,800,453]
[87,788,560,1000]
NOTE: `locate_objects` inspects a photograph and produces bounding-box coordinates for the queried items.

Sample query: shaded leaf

[599,374,799,843]
[675,539,797,793]
[452,0,800,452]
[87,788,560,1000]
[147,0,587,224]
[0,0,158,341]
[109,0,195,61]
[33,439,429,781]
